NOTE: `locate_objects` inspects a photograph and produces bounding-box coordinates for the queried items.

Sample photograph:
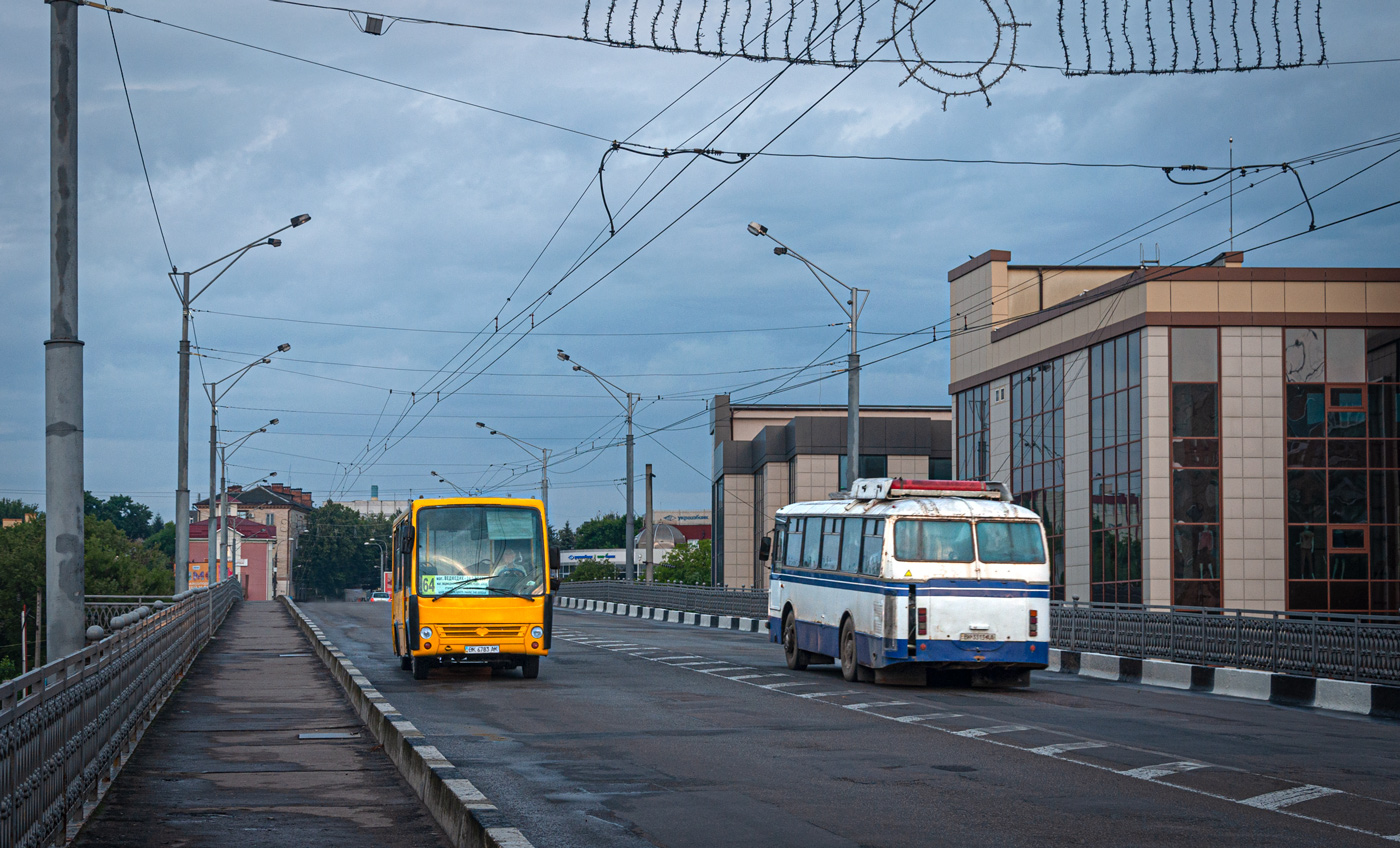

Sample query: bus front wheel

[412,654,432,680]
[782,611,809,671]
[521,655,540,679]
[840,619,860,683]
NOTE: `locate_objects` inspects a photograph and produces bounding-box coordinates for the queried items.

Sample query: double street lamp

[747,222,869,491]
[171,214,310,592]
[365,538,387,592]
[475,422,550,522]
[557,349,639,581]
[213,423,279,583]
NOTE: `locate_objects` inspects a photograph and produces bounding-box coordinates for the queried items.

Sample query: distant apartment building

[197,483,312,597]
[710,395,952,588]
[949,249,1400,613]
[189,518,277,600]
[328,498,411,518]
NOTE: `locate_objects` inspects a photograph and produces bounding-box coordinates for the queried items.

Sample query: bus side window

[802,518,822,568]
[861,519,885,575]
[840,518,861,573]
[820,519,841,570]
[785,519,804,568]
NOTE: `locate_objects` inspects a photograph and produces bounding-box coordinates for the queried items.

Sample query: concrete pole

[624,394,635,582]
[175,272,192,592]
[540,449,549,525]
[209,404,218,586]
[644,464,654,584]
[846,293,860,492]
[218,456,230,581]
[46,0,85,659]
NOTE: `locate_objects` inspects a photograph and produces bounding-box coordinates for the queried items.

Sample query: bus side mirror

[398,525,415,558]
[758,537,772,562]
[549,548,561,586]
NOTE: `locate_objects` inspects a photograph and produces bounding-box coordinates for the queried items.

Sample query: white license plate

[960,633,995,641]
[462,645,500,654]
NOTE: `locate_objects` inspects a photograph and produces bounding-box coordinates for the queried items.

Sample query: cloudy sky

[2,0,1397,528]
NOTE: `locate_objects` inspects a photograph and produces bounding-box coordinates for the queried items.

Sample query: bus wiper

[480,586,537,602]
[429,575,491,602]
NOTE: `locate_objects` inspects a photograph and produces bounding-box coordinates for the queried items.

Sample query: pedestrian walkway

[73,601,451,848]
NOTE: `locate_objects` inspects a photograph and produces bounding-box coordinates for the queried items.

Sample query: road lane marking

[653,656,704,661]
[953,725,1030,738]
[1028,741,1109,756]
[555,624,1389,843]
[843,702,913,711]
[1119,762,1210,780]
[760,681,825,689]
[1240,786,1343,810]
[669,660,732,667]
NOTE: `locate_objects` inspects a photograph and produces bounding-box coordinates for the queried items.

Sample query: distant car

[369,591,391,602]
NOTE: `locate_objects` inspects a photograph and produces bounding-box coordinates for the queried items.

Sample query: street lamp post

[475,422,550,522]
[557,350,638,580]
[217,424,279,584]
[365,539,386,592]
[204,346,290,584]
[747,222,869,491]
[170,214,309,593]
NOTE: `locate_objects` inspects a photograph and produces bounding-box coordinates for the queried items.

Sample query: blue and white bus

[766,478,1050,687]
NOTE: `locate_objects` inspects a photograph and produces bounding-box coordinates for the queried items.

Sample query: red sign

[383,571,392,594]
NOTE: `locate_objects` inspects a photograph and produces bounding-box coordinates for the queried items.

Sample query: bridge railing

[556,580,770,619]
[83,596,177,630]
[558,581,1400,684]
[0,578,242,848]
[1050,601,1400,685]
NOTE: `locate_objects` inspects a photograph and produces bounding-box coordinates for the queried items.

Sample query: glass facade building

[1010,359,1066,599]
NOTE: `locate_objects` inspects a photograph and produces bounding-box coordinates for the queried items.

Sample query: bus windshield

[974,521,1046,563]
[894,519,974,562]
[416,506,545,598]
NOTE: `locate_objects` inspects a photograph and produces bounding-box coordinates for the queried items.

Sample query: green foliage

[573,513,644,550]
[563,560,620,582]
[84,492,162,541]
[652,540,712,585]
[0,499,37,521]
[549,521,576,550]
[0,657,15,682]
[144,521,176,561]
[0,516,174,672]
[296,504,394,598]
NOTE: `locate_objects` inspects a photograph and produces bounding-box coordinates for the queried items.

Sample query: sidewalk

[73,601,451,848]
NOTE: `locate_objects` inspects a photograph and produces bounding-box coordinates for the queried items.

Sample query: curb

[280,597,535,848]
[1049,648,1400,719]
[555,595,770,635]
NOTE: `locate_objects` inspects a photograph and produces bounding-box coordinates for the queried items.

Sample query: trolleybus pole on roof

[475,421,551,525]
[748,222,869,492]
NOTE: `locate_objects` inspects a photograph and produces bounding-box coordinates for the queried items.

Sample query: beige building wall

[1063,349,1092,600]
[886,455,928,478]
[755,463,789,586]
[988,376,1012,485]
[1220,327,1287,610]
[1141,327,1172,606]
[722,474,755,587]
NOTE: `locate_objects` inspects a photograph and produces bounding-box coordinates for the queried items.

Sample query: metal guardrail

[83,597,176,630]
[0,578,242,848]
[557,580,770,619]
[558,581,1400,685]
[1051,601,1400,686]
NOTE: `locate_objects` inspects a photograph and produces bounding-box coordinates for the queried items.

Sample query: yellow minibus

[390,496,559,680]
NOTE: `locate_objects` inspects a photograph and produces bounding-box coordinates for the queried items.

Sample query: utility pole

[47,0,84,659]
[644,464,654,584]
[625,392,635,581]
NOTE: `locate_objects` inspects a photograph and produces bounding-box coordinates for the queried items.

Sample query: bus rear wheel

[782,611,809,671]
[521,655,540,679]
[412,654,432,680]
[840,618,860,683]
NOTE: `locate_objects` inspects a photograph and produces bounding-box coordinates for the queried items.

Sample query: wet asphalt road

[302,601,1400,847]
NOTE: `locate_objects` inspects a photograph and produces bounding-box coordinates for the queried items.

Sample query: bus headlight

[530,626,544,639]
[419,626,433,640]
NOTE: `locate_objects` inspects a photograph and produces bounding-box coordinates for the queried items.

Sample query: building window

[839,454,888,490]
[711,476,725,585]
[930,457,953,479]
[1011,359,1066,600]
[956,384,990,480]
[1171,327,1221,608]
[1285,328,1400,613]
[1090,331,1142,604]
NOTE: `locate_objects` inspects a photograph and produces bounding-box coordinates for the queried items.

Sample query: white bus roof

[775,496,1040,522]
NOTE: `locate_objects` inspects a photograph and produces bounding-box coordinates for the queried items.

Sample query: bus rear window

[894,520,974,563]
[975,522,1046,563]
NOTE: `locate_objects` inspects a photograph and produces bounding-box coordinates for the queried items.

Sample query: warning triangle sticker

[904,570,912,577]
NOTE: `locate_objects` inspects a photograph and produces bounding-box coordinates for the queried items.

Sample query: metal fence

[557,581,1400,685]
[0,578,241,848]
[557,580,770,619]
[1051,602,1400,685]
[83,596,176,631]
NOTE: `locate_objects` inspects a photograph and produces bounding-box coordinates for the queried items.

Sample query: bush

[564,560,620,582]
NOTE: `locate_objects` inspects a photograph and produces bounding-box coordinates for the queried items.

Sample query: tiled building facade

[950,249,1400,613]
[710,395,951,587]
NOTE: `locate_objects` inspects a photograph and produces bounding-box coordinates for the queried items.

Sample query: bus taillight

[917,608,928,636]
[1029,609,1038,637]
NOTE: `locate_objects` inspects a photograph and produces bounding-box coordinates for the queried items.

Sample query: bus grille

[440,624,522,640]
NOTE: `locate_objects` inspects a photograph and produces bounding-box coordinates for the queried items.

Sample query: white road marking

[891,713,963,723]
[1240,785,1343,810]
[728,673,789,680]
[669,660,732,667]
[1028,741,1109,756]
[1119,762,1210,780]
[843,702,913,711]
[653,656,703,661]
[700,667,755,674]
[953,725,1030,738]
[793,691,861,699]
[760,681,824,689]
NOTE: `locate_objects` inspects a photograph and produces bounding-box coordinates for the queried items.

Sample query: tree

[0,499,37,520]
[84,492,162,541]
[295,503,392,599]
[549,521,576,550]
[144,521,176,561]
[573,513,644,549]
[653,540,712,585]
